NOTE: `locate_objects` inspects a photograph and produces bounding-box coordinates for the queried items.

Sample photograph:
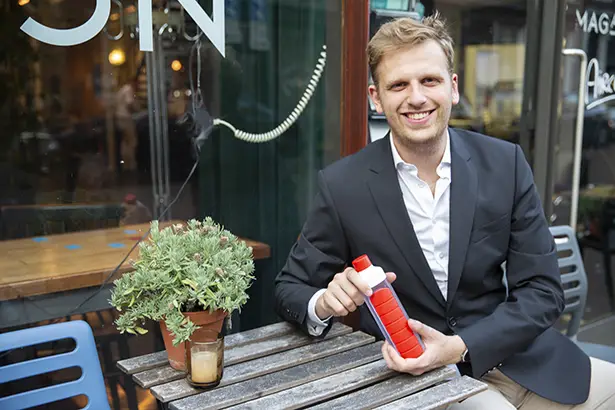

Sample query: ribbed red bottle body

[370,287,423,358]
[352,254,424,359]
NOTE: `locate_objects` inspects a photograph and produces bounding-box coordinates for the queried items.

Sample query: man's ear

[451,73,460,105]
[368,84,384,113]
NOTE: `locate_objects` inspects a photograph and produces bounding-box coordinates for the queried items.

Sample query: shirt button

[418,183,425,188]
[439,252,446,259]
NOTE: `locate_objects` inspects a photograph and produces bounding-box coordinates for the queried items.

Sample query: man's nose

[405,86,427,107]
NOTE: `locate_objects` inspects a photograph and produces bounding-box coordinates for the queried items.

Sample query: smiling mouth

[402,109,435,122]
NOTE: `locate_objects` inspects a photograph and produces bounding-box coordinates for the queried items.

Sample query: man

[115,78,139,171]
[274,13,615,409]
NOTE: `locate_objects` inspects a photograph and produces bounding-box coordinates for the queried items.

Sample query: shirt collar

[389,130,452,179]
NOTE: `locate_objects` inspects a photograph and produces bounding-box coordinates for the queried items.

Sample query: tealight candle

[190,351,218,383]
[186,329,224,388]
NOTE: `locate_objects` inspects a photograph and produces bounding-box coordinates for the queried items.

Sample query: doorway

[535,0,615,328]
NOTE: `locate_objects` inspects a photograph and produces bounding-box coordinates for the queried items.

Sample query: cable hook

[104,0,124,40]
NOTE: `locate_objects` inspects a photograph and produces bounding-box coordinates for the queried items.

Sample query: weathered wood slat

[307,366,457,410]
[224,321,295,348]
[117,351,167,375]
[169,342,385,410]
[224,322,351,366]
[374,376,488,410]
[134,322,351,388]
[150,332,374,402]
[133,366,184,389]
[226,359,395,410]
[117,321,308,374]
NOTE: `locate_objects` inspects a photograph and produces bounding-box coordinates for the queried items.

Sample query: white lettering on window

[20,0,225,57]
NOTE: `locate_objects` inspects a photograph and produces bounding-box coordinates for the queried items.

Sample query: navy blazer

[274,128,591,405]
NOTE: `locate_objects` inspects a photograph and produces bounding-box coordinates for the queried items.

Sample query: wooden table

[0,221,270,329]
[117,322,487,410]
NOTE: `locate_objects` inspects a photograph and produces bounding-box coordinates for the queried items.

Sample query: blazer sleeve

[274,170,350,336]
[456,144,565,378]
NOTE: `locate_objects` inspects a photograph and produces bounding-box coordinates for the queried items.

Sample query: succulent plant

[110,218,255,345]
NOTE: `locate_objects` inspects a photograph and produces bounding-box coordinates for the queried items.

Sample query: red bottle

[352,254,425,359]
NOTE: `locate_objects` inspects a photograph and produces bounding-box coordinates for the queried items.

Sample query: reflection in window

[1,0,341,329]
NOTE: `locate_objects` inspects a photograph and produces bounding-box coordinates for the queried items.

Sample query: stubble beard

[394,121,447,157]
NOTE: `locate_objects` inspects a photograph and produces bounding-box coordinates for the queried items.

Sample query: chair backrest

[0,320,111,410]
[0,203,123,240]
[549,225,589,339]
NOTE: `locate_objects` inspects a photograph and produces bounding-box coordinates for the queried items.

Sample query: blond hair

[367,12,454,85]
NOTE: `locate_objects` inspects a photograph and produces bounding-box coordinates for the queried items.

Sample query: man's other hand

[315,268,396,319]
[382,319,467,376]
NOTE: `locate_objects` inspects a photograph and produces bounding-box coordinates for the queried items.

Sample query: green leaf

[205,288,217,299]
[135,327,149,335]
[181,279,198,289]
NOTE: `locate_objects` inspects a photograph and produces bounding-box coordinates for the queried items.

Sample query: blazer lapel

[446,129,477,306]
[366,135,446,308]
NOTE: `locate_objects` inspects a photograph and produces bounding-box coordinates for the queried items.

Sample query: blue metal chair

[0,320,111,410]
[549,225,615,363]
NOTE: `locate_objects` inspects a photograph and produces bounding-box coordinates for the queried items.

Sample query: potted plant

[110,218,255,370]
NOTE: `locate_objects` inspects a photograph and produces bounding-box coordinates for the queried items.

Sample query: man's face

[368,40,459,147]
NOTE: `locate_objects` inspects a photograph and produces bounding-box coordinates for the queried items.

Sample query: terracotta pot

[159,309,227,371]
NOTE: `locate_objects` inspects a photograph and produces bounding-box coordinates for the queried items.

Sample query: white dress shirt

[306,133,452,336]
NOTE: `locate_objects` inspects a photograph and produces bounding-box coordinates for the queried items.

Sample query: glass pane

[551,2,615,321]
[368,0,526,144]
[1,0,341,407]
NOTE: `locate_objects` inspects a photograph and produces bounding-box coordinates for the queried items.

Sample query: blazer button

[448,317,457,327]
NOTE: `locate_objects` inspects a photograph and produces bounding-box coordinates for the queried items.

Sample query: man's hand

[315,268,396,320]
[382,319,467,376]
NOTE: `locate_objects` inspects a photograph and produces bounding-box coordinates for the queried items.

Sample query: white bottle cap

[352,255,386,289]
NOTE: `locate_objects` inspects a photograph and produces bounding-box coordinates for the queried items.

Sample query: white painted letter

[178,0,225,57]
[589,12,599,33]
[138,0,153,51]
[599,13,610,35]
[586,58,600,103]
[577,9,588,31]
[21,0,110,46]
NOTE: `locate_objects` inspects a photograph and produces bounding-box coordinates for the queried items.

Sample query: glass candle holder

[185,329,224,388]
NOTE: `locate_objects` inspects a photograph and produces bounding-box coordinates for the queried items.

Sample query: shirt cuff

[307,288,331,336]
